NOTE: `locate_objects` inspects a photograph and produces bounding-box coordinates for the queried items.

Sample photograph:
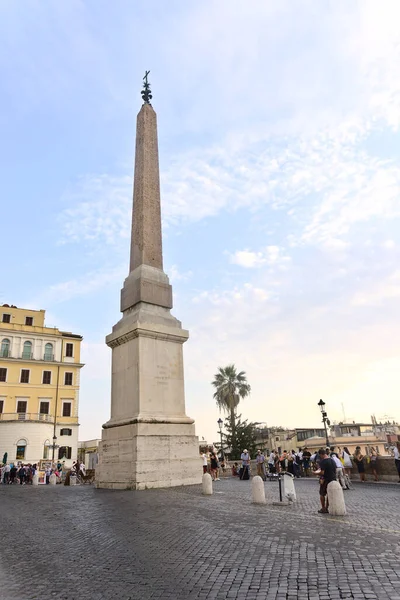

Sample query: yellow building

[0,304,84,466]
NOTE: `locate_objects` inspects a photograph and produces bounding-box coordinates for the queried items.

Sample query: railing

[43,354,55,361]
[21,352,33,360]
[0,349,10,358]
[0,412,55,422]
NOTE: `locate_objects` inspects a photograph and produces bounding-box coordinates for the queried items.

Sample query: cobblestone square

[0,479,399,600]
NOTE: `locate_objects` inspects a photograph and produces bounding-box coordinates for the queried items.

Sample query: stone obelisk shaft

[130,104,163,272]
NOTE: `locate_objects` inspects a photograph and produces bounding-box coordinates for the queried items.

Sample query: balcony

[43,353,55,361]
[0,412,54,423]
[0,348,10,358]
[21,352,33,360]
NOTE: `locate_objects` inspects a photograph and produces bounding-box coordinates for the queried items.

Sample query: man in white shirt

[330,452,346,489]
[201,453,208,474]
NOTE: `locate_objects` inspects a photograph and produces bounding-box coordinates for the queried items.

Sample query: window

[0,338,10,358]
[39,401,49,415]
[22,341,32,360]
[20,369,30,383]
[60,428,72,436]
[44,343,54,361]
[16,440,27,460]
[42,371,52,385]
[58,446,72,460]
[62,402,72,417]
[64,372,73,386]
[0,368,7,382]
[65,343,74,357]
[2,313,11,323]
[0,400,4,414]
[43,442,49,459]
[17,400,27,413]
[25,316,33,326]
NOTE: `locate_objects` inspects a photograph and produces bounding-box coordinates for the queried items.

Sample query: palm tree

[211,364,251,432]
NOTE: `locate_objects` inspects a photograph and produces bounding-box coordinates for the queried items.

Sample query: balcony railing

[43,353,55,361]
[0,349,10,358]
[0,412,55,423]
[21,352,33,360]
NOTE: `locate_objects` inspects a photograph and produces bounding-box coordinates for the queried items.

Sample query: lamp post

[217,418,224,460]
[318,399,330,447]
[49,436,59,463]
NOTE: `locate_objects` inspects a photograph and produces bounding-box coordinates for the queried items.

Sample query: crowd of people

[201,441,400,485]
[0,460,86,485]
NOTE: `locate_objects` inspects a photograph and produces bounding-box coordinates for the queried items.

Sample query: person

[231,462,239,477]
[18,465,26,485]
[279,451,288,473]
[330,450,346,489]
[341,446,353,478]
[240,449,251,480]
[255,450,266,480]
[45,466,51,484]
[315,448,336,514]
[393,442,400,483]
[292,451,301,478]
[369,449,378,482]
[3,463,10,485]
[210,451,219,481]
[302,448,311,476]
[201,452,208,474]
[9,465,17,484]
[268,451,276,476]
[353,447,366,482]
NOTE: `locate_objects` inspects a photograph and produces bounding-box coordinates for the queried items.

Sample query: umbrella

[2,452,7,465]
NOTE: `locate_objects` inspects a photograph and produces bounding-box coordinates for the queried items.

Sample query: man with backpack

[315,448,336,514]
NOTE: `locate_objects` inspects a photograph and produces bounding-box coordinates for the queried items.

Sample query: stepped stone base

[96,421,201,490]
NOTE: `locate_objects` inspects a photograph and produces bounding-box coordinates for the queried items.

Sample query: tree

[211,364,251,433]
[223,414,260,460]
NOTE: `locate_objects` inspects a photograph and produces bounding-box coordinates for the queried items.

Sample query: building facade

[0,305,83,466]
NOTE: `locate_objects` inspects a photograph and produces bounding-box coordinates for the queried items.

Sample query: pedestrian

[9,465,17,484]
[255,450,266,480]
[268,450,276,476]
[18,465,26,485]
[293,451,301,478]
[341,446,353,479]
[210,450,219,481]
[302,447,311,476]
[353,447,366,482]
[231,462,239,476]
[315,448,336,514]
[4,463,10,484]
[369,449,378,482]
[240,449,251,480]
[201,452,208,474]
[330,450,346,489]
[393,442,400,483]
[279,450,288,473]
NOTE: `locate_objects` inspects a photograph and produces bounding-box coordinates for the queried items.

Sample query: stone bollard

[282,472,296,502]
[32,473,38,486]
[202,472,213,495]
[49,473,57,486]
[70,475,77,486]
[251,475,266,504]
[327,480,347,516]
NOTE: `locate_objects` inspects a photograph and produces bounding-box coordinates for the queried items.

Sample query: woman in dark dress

[353,446,366,481]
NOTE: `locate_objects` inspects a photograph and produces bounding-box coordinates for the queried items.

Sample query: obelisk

[96,73,201,490]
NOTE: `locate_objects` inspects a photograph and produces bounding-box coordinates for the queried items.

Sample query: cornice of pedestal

[106,320,189,349]
[102,414,195,430]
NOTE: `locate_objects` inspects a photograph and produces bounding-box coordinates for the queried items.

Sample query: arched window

[1,338,10,358]
[16,439,27,460]
[22,341,32,360]
[44,343,54,361]
[43,440,50,459]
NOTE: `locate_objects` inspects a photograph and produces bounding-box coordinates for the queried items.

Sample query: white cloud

[230,246,290,269]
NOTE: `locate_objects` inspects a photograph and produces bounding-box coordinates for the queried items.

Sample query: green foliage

[223,414,260,460]
[211,364,251,427]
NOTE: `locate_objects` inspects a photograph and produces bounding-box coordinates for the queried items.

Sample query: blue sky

[2,1,400,444]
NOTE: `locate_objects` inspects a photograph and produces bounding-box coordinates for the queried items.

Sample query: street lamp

[318,399,330,447]
[217,418,224,460]
[49,435,59,463]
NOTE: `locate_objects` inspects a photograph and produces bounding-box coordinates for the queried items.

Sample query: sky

[1,0,400,445]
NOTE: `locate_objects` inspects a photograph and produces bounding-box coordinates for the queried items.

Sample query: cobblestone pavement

[0,478,399,600]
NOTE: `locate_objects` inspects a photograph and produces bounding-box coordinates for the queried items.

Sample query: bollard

[32,473,38,486]
[49,473,57,486]
[202,472,213,495]
[251,475,266,504]
[327,480,347,516]
[282,472,296,502]
[70,475,77,486]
